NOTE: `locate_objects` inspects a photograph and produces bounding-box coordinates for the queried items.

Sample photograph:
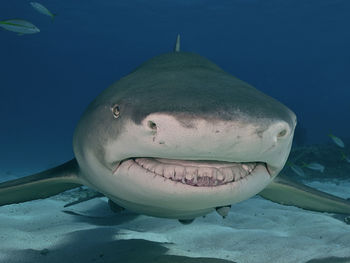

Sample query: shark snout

[143,113,292,141]
[138,113,294,166]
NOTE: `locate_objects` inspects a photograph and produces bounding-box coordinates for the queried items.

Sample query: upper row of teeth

[134,158,257,185]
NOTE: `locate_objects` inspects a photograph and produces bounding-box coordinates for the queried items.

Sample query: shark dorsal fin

[174,34,180,52]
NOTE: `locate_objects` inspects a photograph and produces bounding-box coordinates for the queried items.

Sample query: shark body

[1,37,350,221]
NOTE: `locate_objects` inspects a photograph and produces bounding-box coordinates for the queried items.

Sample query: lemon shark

[1,36,350,222]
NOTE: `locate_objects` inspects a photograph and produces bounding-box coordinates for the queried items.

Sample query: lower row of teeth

[134,158,257,187]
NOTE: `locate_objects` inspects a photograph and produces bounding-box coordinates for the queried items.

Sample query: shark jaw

[105,156,274,219]
[114,158,272,187]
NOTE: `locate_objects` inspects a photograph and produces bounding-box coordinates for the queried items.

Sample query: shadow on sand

[3,199,236,263]
[5,232,236,263]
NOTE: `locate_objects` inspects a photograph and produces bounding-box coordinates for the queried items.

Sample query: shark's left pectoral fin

[259,176,350,215]
[0,159,83,206]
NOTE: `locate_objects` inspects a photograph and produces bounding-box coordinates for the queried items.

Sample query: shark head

[73,52,296,219]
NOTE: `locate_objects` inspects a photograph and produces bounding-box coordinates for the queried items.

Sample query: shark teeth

[133,158,259,187]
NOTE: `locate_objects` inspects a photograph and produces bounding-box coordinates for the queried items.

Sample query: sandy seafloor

[0,177,350,263]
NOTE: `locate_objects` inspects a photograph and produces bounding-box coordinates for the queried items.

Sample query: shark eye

[111,104,120,119]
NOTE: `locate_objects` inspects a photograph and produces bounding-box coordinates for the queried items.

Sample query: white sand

[1,180,350,263]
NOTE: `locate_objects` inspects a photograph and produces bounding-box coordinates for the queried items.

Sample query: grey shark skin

[72,50,295,219]
[1,37,350,221]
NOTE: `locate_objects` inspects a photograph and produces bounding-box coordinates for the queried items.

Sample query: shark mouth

[121,158,270,187]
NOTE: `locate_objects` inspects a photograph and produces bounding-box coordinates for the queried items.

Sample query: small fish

[290,164,305,177]
[30,2,56,21]
[329,134,345,148]
[341,152,350,163]
[0,19,40,35]
[302,162,325,173]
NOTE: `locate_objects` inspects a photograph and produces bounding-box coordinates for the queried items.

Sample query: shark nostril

[270,122,290,141]
[277,129,287,138]
[147,120,157,131]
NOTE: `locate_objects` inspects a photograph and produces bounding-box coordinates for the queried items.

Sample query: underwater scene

[1,0,350,262]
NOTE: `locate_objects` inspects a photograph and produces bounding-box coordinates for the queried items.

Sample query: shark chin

[108,157,273,219]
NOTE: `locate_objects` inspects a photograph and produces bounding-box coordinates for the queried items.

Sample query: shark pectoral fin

[0,159,83,206]
[259,175,350,215]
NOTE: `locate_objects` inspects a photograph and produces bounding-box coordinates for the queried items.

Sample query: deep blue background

[0,0,349,176]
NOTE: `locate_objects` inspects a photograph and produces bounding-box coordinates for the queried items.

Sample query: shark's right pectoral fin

[259,175,350,215]
[0,159,83,206]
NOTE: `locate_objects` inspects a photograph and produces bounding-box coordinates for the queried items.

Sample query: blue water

[0,0,349,172]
